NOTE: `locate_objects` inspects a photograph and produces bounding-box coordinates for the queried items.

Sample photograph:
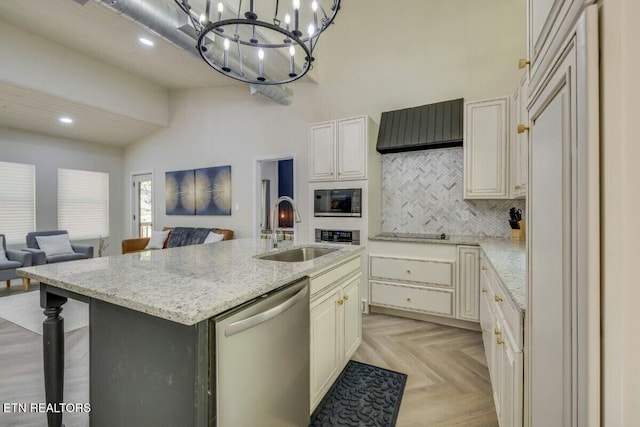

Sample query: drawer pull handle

[481,288,488,293]
[518,59,530,69]
[494,328,501,335]
[495,295,503,302]
[406,297,411,302]
[481,266,487,271]
[515,185,521,190]
[343,295,349,301]
[406,270,411,274]
[337,299,344,305]
[481,328,487,333]
[497,338,505,345]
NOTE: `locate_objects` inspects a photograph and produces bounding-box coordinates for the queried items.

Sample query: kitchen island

[17,238,364,427]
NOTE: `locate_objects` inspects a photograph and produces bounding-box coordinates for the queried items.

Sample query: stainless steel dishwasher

[211,278,310,427]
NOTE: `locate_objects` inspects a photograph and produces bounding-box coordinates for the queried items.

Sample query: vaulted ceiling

[0,0,249,146]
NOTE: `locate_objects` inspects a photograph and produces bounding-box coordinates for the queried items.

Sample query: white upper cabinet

[510,73,528,199]
[464,98,510,199]
[308,116,369,182]
[308,121,336,181]
[526,0,595,92]
[337,117,367,180]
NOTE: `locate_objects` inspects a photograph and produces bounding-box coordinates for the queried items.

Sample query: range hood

[376,98,464,154]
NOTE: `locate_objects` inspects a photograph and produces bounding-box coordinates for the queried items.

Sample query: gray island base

[21,238,364,427]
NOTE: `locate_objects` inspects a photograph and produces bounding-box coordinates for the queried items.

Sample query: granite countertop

[369,232,526,311]
[17,239,363,326]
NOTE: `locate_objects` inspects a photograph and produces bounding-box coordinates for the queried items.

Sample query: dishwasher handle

[224,284,308,337]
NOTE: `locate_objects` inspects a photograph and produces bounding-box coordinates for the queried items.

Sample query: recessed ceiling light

[59,117,73,124]
[139,37,154,47]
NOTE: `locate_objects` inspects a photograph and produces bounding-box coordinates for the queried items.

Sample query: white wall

[0,127,124,255]
[124,0,525,240]
[600,0,640,424]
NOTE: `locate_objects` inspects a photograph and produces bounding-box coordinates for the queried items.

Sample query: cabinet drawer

[492,284,523,349]
[483,262,523,350]
[310,256,361,297]
[370,281,454,317]
[370,256,453,287]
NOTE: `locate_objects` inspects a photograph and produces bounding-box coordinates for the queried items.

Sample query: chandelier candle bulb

[293,0,300,35]
[246,0,257,19]
[285,14,290,31]
[222,38,230,71]
[312,1,318,28]
[258,49,265,81]
[217,2,223,21]
[289,45,296,77]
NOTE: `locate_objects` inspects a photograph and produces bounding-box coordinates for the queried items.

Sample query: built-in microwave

[314,188,362,217]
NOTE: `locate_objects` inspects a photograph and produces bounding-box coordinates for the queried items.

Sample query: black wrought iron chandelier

[174,0,341,85]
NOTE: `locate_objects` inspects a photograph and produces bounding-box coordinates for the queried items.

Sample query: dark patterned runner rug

[309,360,407,427]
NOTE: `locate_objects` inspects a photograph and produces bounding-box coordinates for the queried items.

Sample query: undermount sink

[258,246,339,262]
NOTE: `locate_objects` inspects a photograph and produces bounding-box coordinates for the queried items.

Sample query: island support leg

[41,291,67,427]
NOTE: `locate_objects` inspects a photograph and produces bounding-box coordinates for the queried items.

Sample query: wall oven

[315,229,361,245]
[314,188,362,217]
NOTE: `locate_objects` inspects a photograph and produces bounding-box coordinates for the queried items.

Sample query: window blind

[0,161,36,245]
[58,169,109,240]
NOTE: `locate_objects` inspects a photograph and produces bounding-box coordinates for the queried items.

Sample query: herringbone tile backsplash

[381,148,526,238]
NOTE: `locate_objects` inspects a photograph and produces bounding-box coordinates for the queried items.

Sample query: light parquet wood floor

[1,289,496,427]
[353,313,498,427]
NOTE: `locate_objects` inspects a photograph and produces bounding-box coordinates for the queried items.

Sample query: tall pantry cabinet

[525,3,600,427]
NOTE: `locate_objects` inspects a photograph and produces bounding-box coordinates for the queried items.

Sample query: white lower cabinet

[369,241,480,324]
[480,255,524,427]
[309,257,362,412]
[457,246,481,321]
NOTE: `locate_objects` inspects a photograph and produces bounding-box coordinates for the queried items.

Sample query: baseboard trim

[370,305,481,331]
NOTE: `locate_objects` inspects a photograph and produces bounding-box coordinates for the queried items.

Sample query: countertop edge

[18,243,364,326]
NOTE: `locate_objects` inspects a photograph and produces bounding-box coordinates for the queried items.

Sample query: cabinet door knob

[495,295,503,302]
[518,58,530,69]
[337,299,344,305]
[406,297,411,302]
[494,328,501,335]
[514,185,521,190]
[406,269,411,274]
[481,266,487,271]
[481,288,488,293]
[497,338,505,345]
[343,295,349,301]
[481,328,487,333]
[517,124,530,134]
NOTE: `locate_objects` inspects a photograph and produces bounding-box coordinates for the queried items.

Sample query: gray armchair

[1,234,33,291]
[25,230,94,265]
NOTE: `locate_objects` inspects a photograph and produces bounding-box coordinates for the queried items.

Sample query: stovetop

[378,232,450,240]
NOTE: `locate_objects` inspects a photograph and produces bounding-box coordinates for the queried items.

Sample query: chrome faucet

[271,196,302,248]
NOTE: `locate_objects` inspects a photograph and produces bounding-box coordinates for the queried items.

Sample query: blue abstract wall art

[166,166,232,216]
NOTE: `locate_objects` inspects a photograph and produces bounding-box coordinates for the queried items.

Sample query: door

[132,173,153,238]
[527,7,599,426]
[464,98,509,199]
[337,116,367,180]
[457,246,481,321]
[308,121,336,182]
[310,286,343,411]
[342,273,362,360]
